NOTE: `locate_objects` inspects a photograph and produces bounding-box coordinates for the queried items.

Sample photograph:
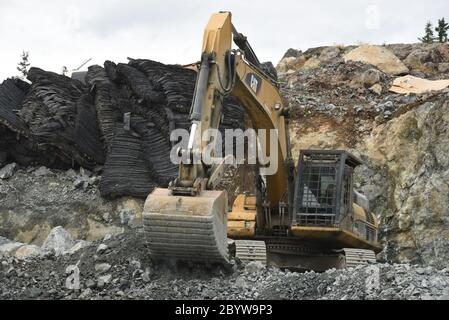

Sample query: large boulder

[404,49,431,69]
[14,244,42,260]
[41,226,76,255]
[389,75,449,94]
[277,56,306,74]
[344,45,409,75]
[399,43,449,74]
[0,239,23,254]
[0,237,43,260]
[0,163,17,179]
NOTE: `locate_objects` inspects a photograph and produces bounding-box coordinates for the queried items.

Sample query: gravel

[1,230,448,300]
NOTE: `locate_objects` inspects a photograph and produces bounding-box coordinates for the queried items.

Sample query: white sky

[1,0,448,81]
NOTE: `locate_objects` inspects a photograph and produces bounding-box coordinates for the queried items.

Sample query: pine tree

[418,21,435,43]
[16,50,30,78]
[435,18,449,43]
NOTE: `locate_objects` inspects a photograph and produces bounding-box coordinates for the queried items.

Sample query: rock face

[365,97,449,266]
[279,42,449,266]
[0,166,136,244]
[344,45,409,75]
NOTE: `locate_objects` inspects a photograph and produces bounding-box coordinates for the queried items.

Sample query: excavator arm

[142,12,294,264]
[173,12,292,203]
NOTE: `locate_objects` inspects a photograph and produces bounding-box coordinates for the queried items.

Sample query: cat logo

[245,73,262,95]
[250,75,258,92]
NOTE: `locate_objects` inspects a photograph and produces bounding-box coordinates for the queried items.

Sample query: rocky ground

[2,230,449,300]
[0,165,142,244]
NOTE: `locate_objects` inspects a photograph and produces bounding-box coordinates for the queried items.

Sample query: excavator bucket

[142,188,230,264]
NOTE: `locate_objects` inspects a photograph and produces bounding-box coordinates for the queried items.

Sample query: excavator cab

[293,150,358,229]
[290,150,381,256]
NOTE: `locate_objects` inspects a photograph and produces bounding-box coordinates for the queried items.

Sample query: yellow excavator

[143,11,381,270]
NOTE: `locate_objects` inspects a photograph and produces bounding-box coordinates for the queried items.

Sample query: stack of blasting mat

[0,59,245,198]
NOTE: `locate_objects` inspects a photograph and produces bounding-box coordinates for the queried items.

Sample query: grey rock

[119,209,135,226]
[73,178,86,189]
[85,279,96,289]
[96,279,105,290]
[119,278,131,290]
[103,234,112,242]
[64,240,91,255]
[78,288,92,299]
[404,49,430,67]
[245,261,266,273]
[26,287,43,298]
[33,166,51,176]
[0,236,12,246]
[354,105,365,113]
[0,242,24,255]
[66,169,77,178]
[95,263,112,273]
[282,48,302,59]
[438,62,449,73]
[41,226,76,256]
[416,267,426,275]
[325,103,336,111]
[79,167,92,177]
[129,259,141,270]
[0,163,18,179]
[361,68,382,87]
[234,276,247,289]
[98,274,112,284]
[96,244,108,254]
[142,267,151,283]
[14,245,42,260]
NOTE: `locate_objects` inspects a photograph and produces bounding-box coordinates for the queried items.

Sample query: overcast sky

[1,0,448,81]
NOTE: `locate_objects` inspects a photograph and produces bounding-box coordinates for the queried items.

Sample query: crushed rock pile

[1,229,449,300]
